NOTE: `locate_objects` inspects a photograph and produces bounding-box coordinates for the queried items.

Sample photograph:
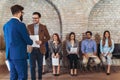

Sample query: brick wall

[0,0,120,43]
[50,0,100,40]
[88,0,120,43]
[1,0,120,66]
[0,0,61,37]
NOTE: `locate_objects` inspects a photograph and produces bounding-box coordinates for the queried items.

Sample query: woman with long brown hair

[66,32,79,76]
[100,30,114,75]
[49,33,62,76]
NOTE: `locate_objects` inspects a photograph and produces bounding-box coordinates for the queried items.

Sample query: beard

[20,15,23,21]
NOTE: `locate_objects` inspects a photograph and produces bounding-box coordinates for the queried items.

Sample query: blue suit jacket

[3,18,33,60]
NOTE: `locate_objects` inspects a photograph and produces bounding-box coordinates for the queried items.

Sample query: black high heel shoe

[106,73,110,75]
[70,74,74,76]
[74,74,77,76]
[53,72,56,76]
[56,74,60,76]
[70,73,74,76]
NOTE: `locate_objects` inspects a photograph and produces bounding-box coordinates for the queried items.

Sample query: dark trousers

[67,54,78,69]
[9,59,28,80]
[29,48,43,80]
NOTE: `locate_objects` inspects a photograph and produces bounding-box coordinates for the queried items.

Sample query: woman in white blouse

[100,30,114,75]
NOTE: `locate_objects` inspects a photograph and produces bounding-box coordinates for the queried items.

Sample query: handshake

[27,45,33,53]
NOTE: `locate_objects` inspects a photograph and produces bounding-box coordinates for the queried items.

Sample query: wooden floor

[1,65,120,80]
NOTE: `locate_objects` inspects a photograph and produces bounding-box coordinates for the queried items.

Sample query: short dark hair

[86,31,92,36]
[11,4,24,15]
[33,12,41,18]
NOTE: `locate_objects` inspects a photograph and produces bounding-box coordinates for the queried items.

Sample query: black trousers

[67,54,78,69]
[29,48,43,80]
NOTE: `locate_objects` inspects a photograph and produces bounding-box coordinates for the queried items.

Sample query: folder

[5,60,10,71]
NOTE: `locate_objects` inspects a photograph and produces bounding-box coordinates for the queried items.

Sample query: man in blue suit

[3,4,33,80]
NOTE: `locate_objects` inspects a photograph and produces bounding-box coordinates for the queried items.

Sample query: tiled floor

[1,65,120,80]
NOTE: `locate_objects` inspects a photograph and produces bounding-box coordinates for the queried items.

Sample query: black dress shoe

[38,79,42,80]
[42,72,45,75]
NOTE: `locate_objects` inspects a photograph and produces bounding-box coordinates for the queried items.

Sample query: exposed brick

[1,0,119,42]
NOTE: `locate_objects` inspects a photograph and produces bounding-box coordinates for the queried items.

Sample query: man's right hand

[27,45,33,53]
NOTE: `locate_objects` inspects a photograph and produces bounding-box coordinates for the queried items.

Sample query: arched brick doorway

[88,0,120,43]
[0,0,62,38]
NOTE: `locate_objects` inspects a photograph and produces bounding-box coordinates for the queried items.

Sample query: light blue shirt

[81,39,97,54]
[34,24,39,35]
[100,39,114,54]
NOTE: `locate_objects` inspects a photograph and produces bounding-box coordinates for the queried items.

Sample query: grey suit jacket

[66,40,79,55]
[49,41,62,58]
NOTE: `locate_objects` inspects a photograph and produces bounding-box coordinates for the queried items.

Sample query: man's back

[3,18,33,60]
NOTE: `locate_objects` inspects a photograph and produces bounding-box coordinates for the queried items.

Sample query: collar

[106,38,108,41]
[86,39,92,41]
[34,23,39,26]
[11,17,21,22]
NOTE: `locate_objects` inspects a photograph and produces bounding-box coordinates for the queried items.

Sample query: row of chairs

[45,41,120,73]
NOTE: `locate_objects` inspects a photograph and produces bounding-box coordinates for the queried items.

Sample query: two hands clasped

[52,53,59,58]
[27,40,42,53]
[101,52,111,57]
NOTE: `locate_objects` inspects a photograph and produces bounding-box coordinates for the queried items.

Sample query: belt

[33,47,39,49]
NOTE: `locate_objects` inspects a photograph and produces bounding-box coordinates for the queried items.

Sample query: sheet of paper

[30,35,40,48]
[52,58,59,66]
[70,47,77,53]
[43,55,46,65]
[5,60,10,71]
